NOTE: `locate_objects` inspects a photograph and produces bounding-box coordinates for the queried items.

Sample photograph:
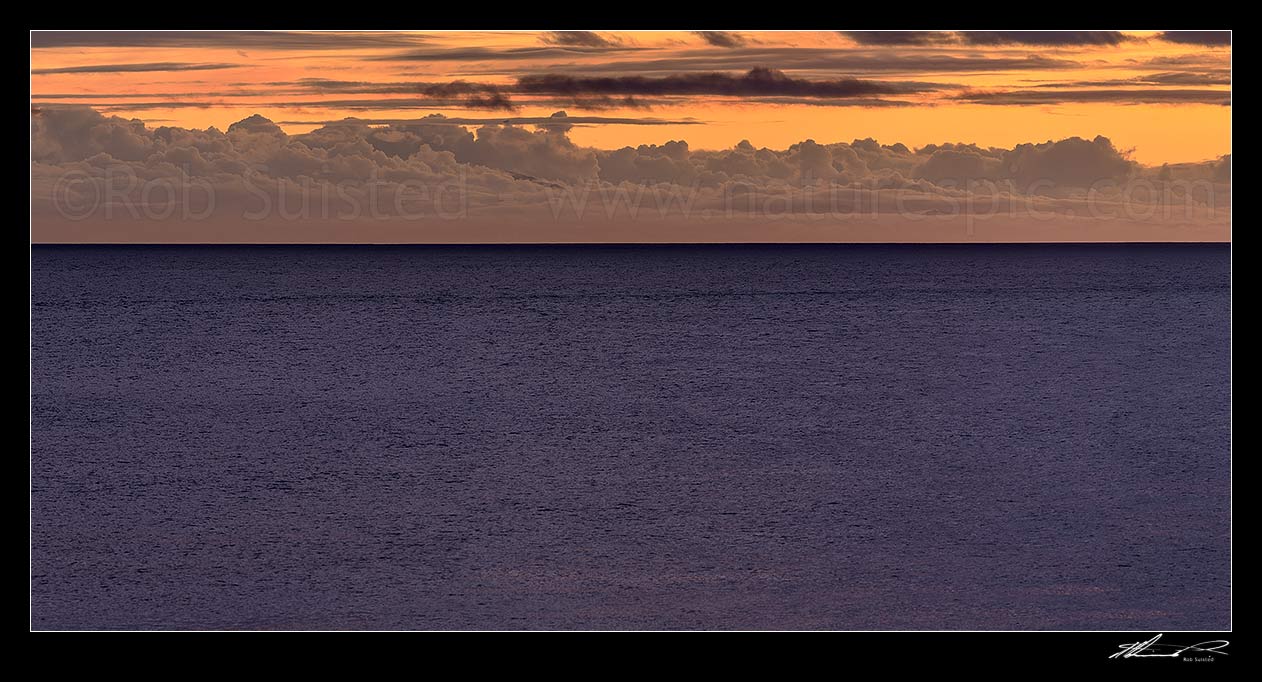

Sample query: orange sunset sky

[30,30,1231,243]
[31,30,1231,163]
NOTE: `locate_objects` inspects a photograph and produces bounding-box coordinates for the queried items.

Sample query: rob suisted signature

[1110,634,1229,660]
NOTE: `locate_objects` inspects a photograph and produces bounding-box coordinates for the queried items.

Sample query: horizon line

[30,240,1233,247]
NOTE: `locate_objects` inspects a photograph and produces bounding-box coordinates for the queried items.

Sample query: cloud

[957,31,1131,46]
[842,31,1131,47]
[226,113,286,135]
[526,50,1078,76]
[30,31,427,50]
[914,147,1004,183]
[1151,155,1230,183]
[841,31,953,46]
[534,111,576,133]
[31,62,242,75]
[1001,136,1137,187]
[370,46,643,62]
[742,97,914,107]
[297,96,517,111]
[544,95,657,110]
[270,78,519,110]
[693,31,746,48]
[516,68,933,98]
[277,114,702,127]
[289,78,499,95]
[540,31,622,48]
[1139,54,1231,69]
[33,106,158,163]
[956,89,1230,106]
[1139,71,1232,86]
[461,123,600,183]
[1159,31,1231,46]
[1214,154,1231,182]
[1030,71,1232,87]
[596,140,703,185]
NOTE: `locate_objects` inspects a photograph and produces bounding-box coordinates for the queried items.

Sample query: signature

[1110,634,1230,659]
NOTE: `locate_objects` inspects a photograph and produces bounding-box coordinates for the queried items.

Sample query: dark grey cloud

[841,31,953,46]
[1159,31,1231,46]
[30,30,426,50]
[956,88,1230,105]
[956,31,1131,46]
[693,31,746,48]
[516,68,933,98]
[540,31,621,48]
[31,62,241,75]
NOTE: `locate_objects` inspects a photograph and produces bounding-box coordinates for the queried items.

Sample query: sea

[30,244,1232,630]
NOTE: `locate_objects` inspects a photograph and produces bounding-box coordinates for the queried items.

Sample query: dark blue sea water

[30,244,1231,630]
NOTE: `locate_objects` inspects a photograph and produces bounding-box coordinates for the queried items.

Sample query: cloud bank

[31,106,1230,243]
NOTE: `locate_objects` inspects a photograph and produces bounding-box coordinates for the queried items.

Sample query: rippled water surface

[31,244,1231,630]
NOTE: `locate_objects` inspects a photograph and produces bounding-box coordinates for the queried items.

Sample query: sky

[31,30,1231,243]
